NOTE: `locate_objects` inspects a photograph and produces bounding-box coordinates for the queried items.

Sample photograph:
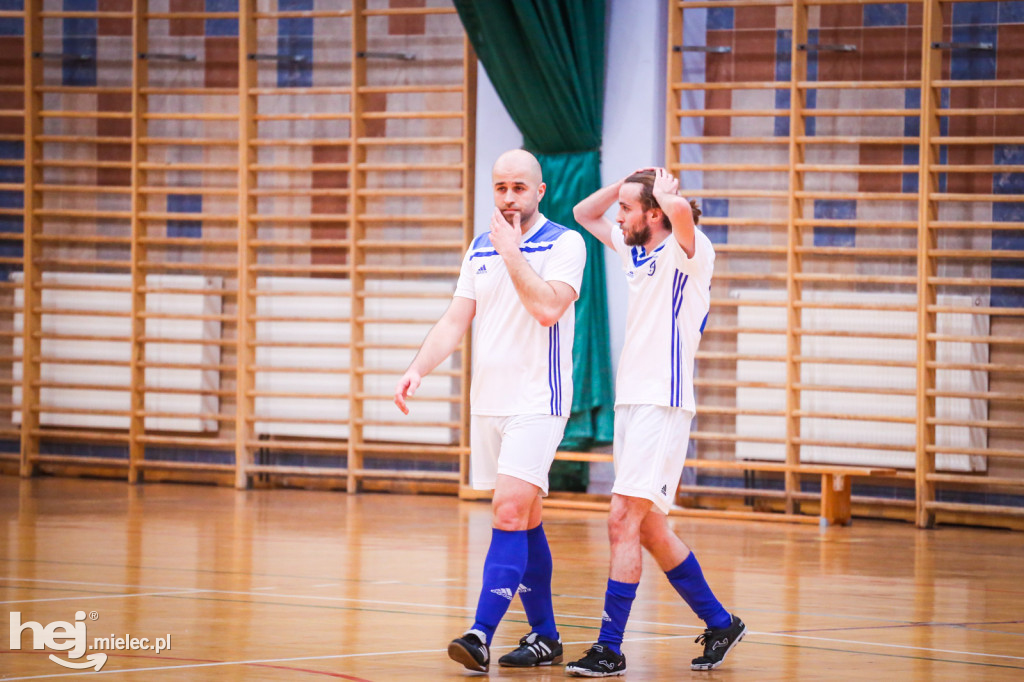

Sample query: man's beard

[623,220,652,247]
[502,207,534,227]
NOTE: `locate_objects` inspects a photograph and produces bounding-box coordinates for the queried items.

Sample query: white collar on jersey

[519,213,548,242]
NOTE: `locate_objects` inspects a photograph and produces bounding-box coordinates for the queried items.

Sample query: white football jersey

[610,226,715,412]
[454,215,587,416]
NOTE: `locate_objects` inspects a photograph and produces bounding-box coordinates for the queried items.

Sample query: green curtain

[454,0,614,489]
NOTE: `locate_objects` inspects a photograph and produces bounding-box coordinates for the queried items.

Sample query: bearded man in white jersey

[566,168,745,676]
[394,149,586,673]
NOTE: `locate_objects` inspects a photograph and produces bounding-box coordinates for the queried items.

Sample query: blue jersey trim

[548,322,562,416]
[630,241,666,268]
[670,270,689,407]
[468,219,570,260]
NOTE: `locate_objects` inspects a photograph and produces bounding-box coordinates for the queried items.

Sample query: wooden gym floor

[1,475,1022,681]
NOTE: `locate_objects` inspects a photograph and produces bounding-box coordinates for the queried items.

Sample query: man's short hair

[624,170,702,228]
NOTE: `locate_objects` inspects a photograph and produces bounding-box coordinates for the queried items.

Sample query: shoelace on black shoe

[694,629,712,646]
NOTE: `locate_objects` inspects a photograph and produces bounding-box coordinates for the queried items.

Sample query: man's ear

[536,182,546,202]
[647,206,664,225]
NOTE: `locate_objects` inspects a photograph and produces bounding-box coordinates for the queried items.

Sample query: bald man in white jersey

[566,168,745,676]
[394,149,586,673]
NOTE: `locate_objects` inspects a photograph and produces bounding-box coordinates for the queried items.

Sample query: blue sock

[472,528,528,644]
[666,553,731,630]
[519,524,558,639]
[596,579,638,654]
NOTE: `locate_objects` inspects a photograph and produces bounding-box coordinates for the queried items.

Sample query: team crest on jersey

[648,261,657,276]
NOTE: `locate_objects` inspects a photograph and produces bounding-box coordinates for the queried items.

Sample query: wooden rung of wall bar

[33,259,131,270]
[926,446,1024,459]
[357,240,465,250]
[249,87,353,96]
[795,410,916,424]
[809,108,920,117]
[672,81,789,91]
[143,12,240,19]
[253,113,354,122]
[797,80,918,89]
[140,262,239,274]
[254,11,353,19]
[939,165,1024,174]
[247,264,351,275]
[794,246,917,257]
[797,164,918,173]
[250,239,349,249]
[356,137,464,146]
[929,248,1023,259]
[674,163,789,172]
[245,415,347,426]
[675,0,789,8]
[357,188,464,197]
[361,111,464,120]
[138,411,234,422]
[929,333,1024,346]
[795,190,915,201]
[30,429,131,442]
[795,300,916,312]
[676,109,786,118]
[249,188,350,197]
[34,209,132,220]
[929,276,1024,287]
[671,136,789,145]
[927,473,1024,487]
[794,356,915,369]
[139,212,237,222]
[35,135,131,145]
[142,113,237,121]
[138,187,239,196]
[39,110,132,119]
[931,192,1023,203]
[712,244,787,254]
[139,237,237,248]
[35,235,132,245]
[136,435,237,448]
[359,163,466,172]
[139,137,238,146]
[928,417,1024,430]
[793,218,917,229]
[251,138,350,147]
[251,213,350,223]
[793,383,916,397]
[140,162,238,172]
[793,272,917,284]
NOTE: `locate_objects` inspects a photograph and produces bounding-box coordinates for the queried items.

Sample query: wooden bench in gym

[550,451,897,527]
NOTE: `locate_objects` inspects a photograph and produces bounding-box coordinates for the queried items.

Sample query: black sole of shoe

[447,641,488,673]
[565,668,626,678]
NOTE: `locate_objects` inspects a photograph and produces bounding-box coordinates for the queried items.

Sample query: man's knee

[492,478,540,530]
[638,513,667,551]
[607,496,645,546]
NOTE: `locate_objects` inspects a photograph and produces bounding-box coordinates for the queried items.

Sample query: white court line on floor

[1,577,192,591]
[4,577,1022,668]
[0,589,206,606]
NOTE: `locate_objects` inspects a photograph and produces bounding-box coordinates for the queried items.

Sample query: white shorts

[470,414,568,495]
[611,404,694,514]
